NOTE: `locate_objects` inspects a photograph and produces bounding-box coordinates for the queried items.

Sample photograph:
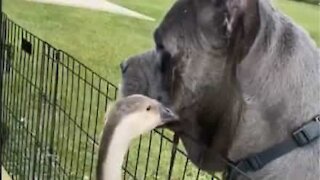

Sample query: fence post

[32,42,46,179]
[0,0,4,171]
[48,50,59,178]
[167,133,179,179]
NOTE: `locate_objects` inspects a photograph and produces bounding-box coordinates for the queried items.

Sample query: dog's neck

[226,0,319,162]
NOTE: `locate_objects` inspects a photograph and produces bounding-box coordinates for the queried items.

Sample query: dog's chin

[156,121,226,172]
[179,133,226,172]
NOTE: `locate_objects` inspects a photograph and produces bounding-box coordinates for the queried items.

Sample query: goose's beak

[159,105,179,123]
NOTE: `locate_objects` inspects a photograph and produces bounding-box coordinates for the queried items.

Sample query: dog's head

[121,0,260,171]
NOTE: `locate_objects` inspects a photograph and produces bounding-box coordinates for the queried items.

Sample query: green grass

[275,0,320,45]
[1,0,319,179]
[3,0,174,85]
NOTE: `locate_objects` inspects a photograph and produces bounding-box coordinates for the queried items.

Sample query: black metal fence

[0,13,221,180]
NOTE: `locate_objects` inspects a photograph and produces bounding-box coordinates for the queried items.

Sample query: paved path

[28,0,155,21]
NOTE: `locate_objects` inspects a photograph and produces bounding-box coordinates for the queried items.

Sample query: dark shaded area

[0,122,9,158]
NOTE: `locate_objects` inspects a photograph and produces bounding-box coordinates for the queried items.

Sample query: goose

[96,94,178,180]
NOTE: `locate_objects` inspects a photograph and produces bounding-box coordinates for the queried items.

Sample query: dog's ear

[226,0,259,35]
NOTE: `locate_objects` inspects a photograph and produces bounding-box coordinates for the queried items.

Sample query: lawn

[276,0,319,45]
[1,0,319,179]
[3,0,174,85]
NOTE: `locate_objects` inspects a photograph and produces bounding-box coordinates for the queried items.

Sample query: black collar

[226,115,320,180]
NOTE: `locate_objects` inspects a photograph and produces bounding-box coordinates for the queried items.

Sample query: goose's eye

[146,105,151,111]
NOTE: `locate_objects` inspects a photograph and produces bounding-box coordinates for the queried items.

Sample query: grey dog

[120,0,320,179]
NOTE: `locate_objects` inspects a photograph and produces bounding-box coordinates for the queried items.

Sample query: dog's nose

[120,61,129,73]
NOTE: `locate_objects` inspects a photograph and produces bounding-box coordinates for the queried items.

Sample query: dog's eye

[160,51,172,73]
[146,105,151,111]
[156,43,165,51]
[212,0,224,7]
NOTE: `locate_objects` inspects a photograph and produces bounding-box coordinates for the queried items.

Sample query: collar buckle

[293,116,320,146]
[245,155,263,171]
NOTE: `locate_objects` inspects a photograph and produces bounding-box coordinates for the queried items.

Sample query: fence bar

[48,49,60,178]
[0,1,4,176]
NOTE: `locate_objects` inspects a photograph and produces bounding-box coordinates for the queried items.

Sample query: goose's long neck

[97,121,133,180]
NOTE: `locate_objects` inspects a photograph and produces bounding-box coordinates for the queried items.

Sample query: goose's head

[109,94,179,138]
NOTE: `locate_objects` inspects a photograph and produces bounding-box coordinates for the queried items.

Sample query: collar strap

[227,115,320,180]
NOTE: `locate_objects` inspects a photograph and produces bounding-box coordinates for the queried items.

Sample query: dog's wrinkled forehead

[154,0,231,54]
[154,0,196,51]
